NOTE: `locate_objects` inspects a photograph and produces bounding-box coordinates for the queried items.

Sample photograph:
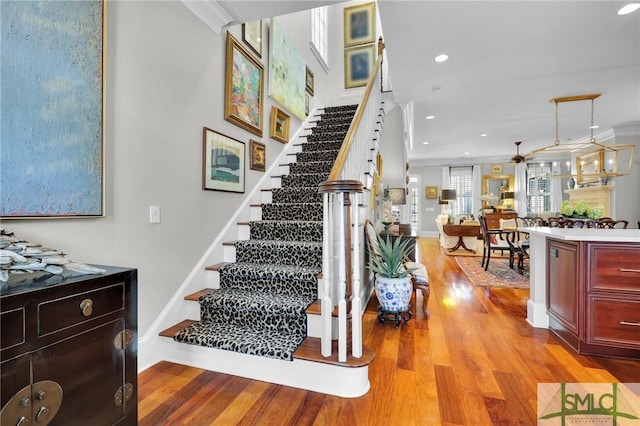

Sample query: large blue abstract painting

[1,1,104,218]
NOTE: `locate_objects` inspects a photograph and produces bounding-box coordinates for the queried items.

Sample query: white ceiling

[212,1,640,165]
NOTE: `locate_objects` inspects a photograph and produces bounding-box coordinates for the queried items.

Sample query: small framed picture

[343,1,376,47]
[305,66,314,95]
[202,127,245,193]
[242,20,262,58]
[425,186,438,199]
[384,188,406,205]
[305,94,309,117]
[269,106,290,144]
[344,44,376,88]
[491,164,503,173]
[249,139,266,172]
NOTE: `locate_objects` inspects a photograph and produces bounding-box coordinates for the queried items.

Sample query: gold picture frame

[343,1,376,47]
[269,106,290,144]
[426,186,438,199]
[344,43,376,89]
[305,66,314,96]
[576,149,604,184]
[491,164,503,173]
[224,32,264,137]
[249,139,265,172]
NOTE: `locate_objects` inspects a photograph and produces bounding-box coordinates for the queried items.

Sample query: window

[527,163,551,213]
[310,6,329,72]
[449,167,473,216]
[409,176,419,234]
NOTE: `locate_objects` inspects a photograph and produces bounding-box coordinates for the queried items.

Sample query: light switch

[149,206,160,224]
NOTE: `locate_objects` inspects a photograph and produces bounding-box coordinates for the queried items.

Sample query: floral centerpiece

[560,200,604,219]
[480,192,499,213]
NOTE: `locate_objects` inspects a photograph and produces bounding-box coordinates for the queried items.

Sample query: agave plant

[367,234,417,278]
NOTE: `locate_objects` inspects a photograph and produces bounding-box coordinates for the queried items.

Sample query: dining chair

[586,217,629,229]
[548,217,585,228]
[479,215,511,272]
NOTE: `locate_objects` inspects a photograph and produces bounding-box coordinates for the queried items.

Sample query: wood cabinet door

[31,319,127,426]
[547,240,581,336]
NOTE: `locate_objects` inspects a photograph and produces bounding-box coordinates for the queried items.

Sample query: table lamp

[441,189,457,221]
[501,191,515,210]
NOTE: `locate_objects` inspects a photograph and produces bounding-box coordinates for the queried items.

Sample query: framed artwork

[384,188,407,205]
[305,93,309,117]
[224,32,264,136]
[344,44,376,88]
[1,1,105,218]
[269,18,306,120]
[491,164,503,173]
[343,2,376,47]
[270,106,290,144]
[577,149,604,184]
[249,140,266,172]
[305,66,314,95]
[242,20,262,58]
[426,186,438,199]
[202,127,245,193]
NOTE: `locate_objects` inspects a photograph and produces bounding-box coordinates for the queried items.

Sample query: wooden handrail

[327,38,385,181]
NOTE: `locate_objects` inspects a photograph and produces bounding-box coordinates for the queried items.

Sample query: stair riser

[302,140,344,150]
[287,162,333,175]
[271,188,322,204]
[295,150,339,163]
[260,204,323,221]
[250,221,322,242]
[234,242,322,267]
[219,275,317,299]
[281,174,328,188]
[200,306,308,335]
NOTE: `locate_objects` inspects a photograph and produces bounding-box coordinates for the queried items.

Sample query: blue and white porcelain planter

[375,276,412,312]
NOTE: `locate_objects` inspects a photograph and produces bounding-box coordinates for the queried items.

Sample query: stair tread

[293,337,375,367]
[185,288,214,301]
[205,262,232,271]
[159,319,197,337]
[220,261,321,277]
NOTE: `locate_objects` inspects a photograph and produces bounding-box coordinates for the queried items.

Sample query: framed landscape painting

[225,32,264,136]
[1,1,105,218]
[249,139,266,172]
[203,127,245,193]
[344,43,376,88]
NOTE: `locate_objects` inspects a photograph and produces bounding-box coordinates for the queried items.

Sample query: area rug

[455,256,529,289]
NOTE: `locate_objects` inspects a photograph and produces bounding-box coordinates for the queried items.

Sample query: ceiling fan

[511,141,525,163]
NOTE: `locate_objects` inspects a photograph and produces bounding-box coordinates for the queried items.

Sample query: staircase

[158,104,374,396]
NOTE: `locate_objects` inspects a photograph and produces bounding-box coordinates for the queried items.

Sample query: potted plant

[368,234,417,312]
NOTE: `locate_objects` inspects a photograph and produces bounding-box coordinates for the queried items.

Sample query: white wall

[3,0,363,336]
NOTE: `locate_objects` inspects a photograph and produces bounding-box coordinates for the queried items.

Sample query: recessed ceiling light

[426,115,435,120]
[422,141,429,145]
[464,152,469,155]
[480,133,488,137]
[618,3,640,15]
[434,54,448,63]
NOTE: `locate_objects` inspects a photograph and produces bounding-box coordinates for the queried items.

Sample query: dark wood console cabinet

[483,212,517,230]
[1,266,137,425]
[547,239,640,359]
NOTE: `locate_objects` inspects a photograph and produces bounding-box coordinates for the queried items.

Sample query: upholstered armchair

[435,215,478,252]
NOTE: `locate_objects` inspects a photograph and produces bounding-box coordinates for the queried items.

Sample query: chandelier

[525,93,634,183]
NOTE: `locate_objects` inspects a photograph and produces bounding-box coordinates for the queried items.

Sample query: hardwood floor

[138,237,640,425]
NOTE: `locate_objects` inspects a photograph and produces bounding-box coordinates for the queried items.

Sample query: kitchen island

[523,227,640,358]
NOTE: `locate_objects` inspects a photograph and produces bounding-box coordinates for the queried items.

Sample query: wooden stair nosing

[293,337,375,368]
[185,288,215,301]
[159,319,197,338]
[205,262,232,271]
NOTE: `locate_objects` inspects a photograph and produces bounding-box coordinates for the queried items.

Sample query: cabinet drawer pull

[619,321,640,327]
[619,268,640,273]
[79,299,93,317]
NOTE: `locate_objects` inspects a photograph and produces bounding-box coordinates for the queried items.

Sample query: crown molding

[613,124,640,137]
[180,0,237,34]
